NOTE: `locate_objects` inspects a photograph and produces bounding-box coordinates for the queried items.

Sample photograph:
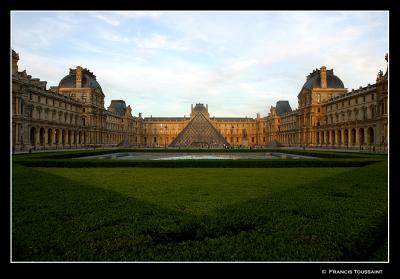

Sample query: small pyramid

[170,113,229,148]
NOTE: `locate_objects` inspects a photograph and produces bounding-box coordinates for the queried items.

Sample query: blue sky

[11,11,388,117]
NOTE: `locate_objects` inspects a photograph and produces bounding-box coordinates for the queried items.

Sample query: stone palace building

[11,49,388,152]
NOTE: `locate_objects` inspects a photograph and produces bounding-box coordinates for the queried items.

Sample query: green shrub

[14,158,381,168]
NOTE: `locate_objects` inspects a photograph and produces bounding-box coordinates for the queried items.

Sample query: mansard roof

[59,67,103,94]
[108,100,127,116]
[275,100,292,116]
[302,68,344,90]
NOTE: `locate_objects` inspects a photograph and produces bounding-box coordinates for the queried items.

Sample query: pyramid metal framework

[169,113,229,148]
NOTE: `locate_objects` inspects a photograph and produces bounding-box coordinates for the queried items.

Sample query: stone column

[326,131,329,146]
[57,130,61,145]
[51,130,55,145]
[328,130,332,146]
[44,129,48,146]
[355,128,359,146]
[35,128,40,147]
[62,130,66,146]
[336,129,340,147]
[341,128,346,147]
[22,124,29,148]
[15,123,19,144]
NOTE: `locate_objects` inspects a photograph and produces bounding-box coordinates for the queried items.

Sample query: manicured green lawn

[12,159,388,261]
[32,167,354,215]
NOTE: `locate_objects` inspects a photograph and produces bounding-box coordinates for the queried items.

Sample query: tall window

[317,94,321,104]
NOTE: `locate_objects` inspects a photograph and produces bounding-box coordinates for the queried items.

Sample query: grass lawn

[11,155,388,262]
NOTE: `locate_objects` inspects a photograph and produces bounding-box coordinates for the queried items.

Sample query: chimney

[76,66,83,88]
[139,112,142,118]
[206,104,208,111]
[320,66,327,88]
[12,50,19,75]
[191,104,193,113]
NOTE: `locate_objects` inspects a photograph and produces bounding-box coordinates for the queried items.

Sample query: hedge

[14,158,381,168]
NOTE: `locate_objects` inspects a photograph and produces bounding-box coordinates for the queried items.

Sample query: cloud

[13,48,72,86]
[99,31,133,43]
[134,34,191,51]
[93,14,121,26]
[92,11,163,26]
[11,11,388,118]
[11,12,77,49]
[111,11,163,18]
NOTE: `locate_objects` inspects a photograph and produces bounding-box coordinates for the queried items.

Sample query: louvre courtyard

[11,11,389,263]
[11,51,388,262]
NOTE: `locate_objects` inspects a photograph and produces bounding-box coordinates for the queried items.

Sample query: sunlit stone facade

[11,49,388,152]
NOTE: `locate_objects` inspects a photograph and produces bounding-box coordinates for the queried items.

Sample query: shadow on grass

[12,161,388,261]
